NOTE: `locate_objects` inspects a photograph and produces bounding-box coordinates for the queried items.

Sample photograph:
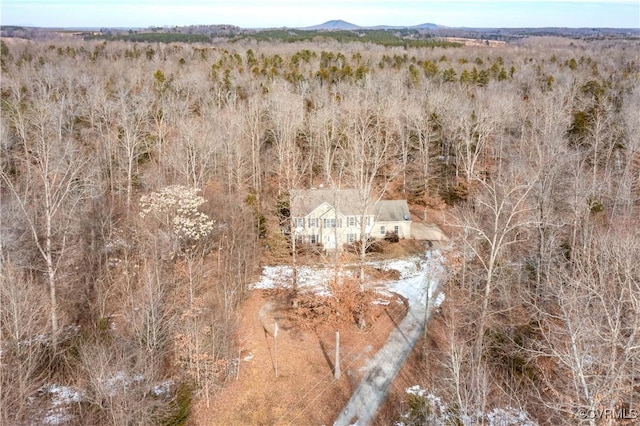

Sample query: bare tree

[403,89,447,214]
[452,169,538,390]
[610,84,640,218]
[170,115,218,187]
[2,90,87,335]
[342,87,398,285]
[266,85,307,195]
[216,107,250,193]
[308,93,344,186]
[0,262,51,424]
[516,90,574,294]
[113,87,153,214]
[241,86,267,198]
[266,85,312,286]
[530,227,640,425]
[441,89,498,184]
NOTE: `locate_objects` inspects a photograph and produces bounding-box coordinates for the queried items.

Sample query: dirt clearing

[193,288,408,425]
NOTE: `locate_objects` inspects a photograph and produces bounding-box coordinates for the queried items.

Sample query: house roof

[290,188,365,217]
[374,200,411,222]
[290,189,411,222]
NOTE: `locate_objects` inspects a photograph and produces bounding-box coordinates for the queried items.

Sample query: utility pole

[274,321,279,378]
[335,330,341,380]
[423,274,431,358]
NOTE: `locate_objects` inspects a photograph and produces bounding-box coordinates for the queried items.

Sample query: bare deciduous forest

[1,33,639,425]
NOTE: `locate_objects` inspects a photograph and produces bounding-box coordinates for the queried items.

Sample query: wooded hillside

[1,35,639,424]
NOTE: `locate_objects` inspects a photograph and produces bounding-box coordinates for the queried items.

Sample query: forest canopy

[1,33,639,425]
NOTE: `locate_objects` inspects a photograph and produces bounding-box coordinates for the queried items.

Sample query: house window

[347,216,356,227]
[309,218,318,228]
[380,225,386,235]
[324,218,336,228]
[337,218,343,228]
[310,234,318,244]
[296,218,304,228]
[394,225,399,234]
[347,233,357,243]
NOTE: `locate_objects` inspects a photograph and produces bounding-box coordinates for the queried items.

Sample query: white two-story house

[289,188,412,250]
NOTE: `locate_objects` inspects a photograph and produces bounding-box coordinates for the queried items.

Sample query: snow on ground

[371,256,422,279]
[103,371,145,396]
[251,264,353,296]
[32,385,85,425]
[397,386,538,426]
[487,407,538,426]
[151,380,174,398]
[398,385,450,425]
[31,376,174,425]
[378,250,446,309]
[251,250,446,309]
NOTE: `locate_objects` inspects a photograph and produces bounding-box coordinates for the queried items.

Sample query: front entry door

[326,234,336,250]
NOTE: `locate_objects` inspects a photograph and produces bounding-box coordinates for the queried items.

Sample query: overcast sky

[1,0,638,29]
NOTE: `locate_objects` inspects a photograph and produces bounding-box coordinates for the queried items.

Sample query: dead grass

[193,288,408,425]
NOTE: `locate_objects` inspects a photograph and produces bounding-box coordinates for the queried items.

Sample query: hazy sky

[2,0,639,29]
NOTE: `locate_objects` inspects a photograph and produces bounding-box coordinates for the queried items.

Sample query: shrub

[384,232,399,243]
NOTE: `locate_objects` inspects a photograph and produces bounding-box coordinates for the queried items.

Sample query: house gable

[306,202,337,220]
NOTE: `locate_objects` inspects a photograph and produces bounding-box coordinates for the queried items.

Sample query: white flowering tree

[139,185,215,251]
[139,185,217,394]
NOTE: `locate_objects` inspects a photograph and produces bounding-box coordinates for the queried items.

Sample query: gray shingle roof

[290,188,364,216]
[290,189,410,222]
[375,200,411,222]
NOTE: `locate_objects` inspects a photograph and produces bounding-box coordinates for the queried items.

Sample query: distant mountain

[412,22,439,30]
[367,22,441,30]
[303,20,360,30]
[301,20,442,31]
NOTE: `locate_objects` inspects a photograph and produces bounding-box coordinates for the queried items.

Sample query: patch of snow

[405,384,426,397]
[486,407,538,425]
[401,386,537,426]
[18,334,50,347]
[43,411,74,425]
[151,380,173,398]
[252,250,447,312]
[433,292,445,308]
[387,250,446,307]
[251,264,356,296]
[460,414,474,425]
[41,384,84,406]
[34,377,175,424]
[389,273,425,305]
[34,384,85,425]
[102,371,145,396]
[369,256,422,279]
[243,352,254,361]
[402,385,450,423]
[17,324,81,348]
